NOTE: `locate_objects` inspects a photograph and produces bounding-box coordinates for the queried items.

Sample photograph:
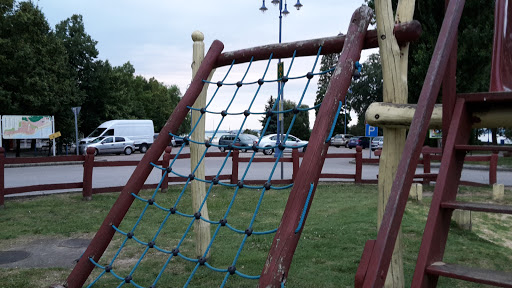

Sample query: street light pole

[260,0,303,178]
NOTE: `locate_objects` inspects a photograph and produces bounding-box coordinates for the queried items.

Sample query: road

[4,146,512,197]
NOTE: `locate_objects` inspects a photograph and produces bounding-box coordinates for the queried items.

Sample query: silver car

[371,136,383,151]
[259,134,308,155]
[330,134,353,148]
[80,136,136,156]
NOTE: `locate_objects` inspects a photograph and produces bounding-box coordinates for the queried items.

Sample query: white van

[79,120,154,153]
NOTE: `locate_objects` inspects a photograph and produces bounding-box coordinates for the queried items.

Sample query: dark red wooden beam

[259,6,373,287]
[215,20,421,68]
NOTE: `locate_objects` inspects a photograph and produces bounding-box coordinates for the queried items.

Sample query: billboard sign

[2,115,53,139]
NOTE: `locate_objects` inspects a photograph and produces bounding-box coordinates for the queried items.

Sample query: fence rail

[0,145,500,205]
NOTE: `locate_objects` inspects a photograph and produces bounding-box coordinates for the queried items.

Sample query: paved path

[4,146,512,199]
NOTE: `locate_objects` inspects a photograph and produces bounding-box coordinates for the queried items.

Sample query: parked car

[218,134,258,152]
[330,134,354,148]
[347,136,370,149]
[80,120,154,153]
[171,136,188,147]
[259,134,308,155]
[80,136,136,156]
[371,136,384,151]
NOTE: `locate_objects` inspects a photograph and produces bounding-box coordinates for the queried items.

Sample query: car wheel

[139,144,148,153]
[124,147,133,155]
[220,147,225,152]
[263,147,274,155]
[302,147,307,153]
[94,149,99,156]
[335,145,340,148]
[349,146,352,149]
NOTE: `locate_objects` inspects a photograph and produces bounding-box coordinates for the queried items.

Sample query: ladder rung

[458,91,512,103]
[441,201,512,214]
[426,262,512,287]
[455,145,512,152]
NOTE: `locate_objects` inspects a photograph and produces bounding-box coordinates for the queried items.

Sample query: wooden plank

[355,240,376,288]
[458,91,512,102]
[4,155,84,165]
[238,157,294,163]
[215,21,421,67]
[324,153,356,159]
[426,262,512,287]
[320,173,355,179]
[441,201,512,214]
[93,161,141,167]
[455,145,512,152]
[5,183,83,195]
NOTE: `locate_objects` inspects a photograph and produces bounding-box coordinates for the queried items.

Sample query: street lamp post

[260,0,303,178]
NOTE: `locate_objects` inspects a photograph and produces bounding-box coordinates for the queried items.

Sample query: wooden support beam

[366,102,512,128]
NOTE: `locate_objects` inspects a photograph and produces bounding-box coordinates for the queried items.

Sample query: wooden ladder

[411,92,512,287]
[356,0,512,287]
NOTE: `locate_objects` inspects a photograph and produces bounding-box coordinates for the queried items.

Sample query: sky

[38,0,376,132]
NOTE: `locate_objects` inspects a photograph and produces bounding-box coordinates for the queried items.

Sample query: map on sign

[2,115,53,139]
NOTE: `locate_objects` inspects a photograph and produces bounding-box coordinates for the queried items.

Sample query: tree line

[315,0,511,143]
[0,1,188,152]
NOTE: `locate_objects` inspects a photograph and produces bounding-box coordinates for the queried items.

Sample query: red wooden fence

[0,145,500,206]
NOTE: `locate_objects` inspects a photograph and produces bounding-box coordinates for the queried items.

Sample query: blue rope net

[86,46,338,287]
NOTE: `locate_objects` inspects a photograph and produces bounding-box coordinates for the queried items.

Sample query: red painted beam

[259,6,373,287]
[4,183,83,195]
[216,20,421,68]
[3,155,84,165]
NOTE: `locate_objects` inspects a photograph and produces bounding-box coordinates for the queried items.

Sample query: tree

[365,0,494,101]
[55,14,98,87]
[314,53,351,134]
[347,53,383,123]
[259,96,310,140]
[259,95,278,135]
[0,1,75,145]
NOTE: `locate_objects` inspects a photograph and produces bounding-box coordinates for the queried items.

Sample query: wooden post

[489,151,498,185]
[492,183,505,201]
[292,148,299,181]
[82,147,95,201]
[161,146,171,193]
[409,183,423,201]
[452,210,472,230]
[190,30,211,259]
[355,146,362,184]
[0,147,5,208]
[231,149,239,184]
[422,146,431,186]
[374,0,415,285]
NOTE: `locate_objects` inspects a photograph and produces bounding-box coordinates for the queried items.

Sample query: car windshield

[240,134,258,141]
[88,128,106,138]
[91,137,105,143]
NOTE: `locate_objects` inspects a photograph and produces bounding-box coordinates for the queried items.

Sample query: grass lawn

[0,184,511,287]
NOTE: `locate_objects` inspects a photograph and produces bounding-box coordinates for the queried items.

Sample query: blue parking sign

[365,124,378,137]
